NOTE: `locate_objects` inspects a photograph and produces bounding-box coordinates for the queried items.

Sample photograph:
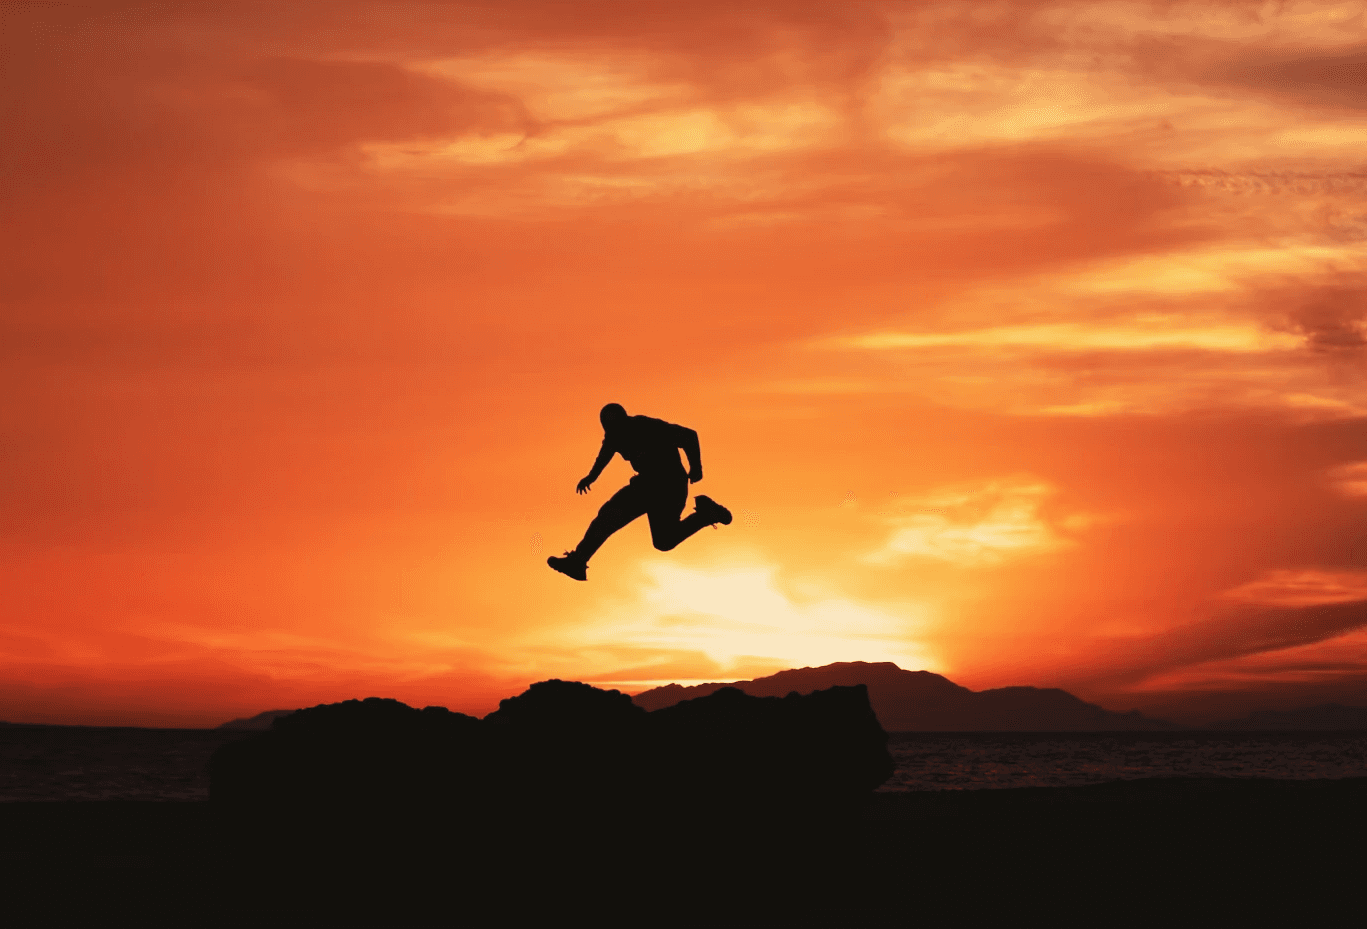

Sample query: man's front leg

[575,485,645,562]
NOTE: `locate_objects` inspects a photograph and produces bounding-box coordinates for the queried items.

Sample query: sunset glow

[4,0,1366,726]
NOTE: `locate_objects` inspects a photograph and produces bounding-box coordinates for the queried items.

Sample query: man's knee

[593,504,631,528]
[652,536,679,552]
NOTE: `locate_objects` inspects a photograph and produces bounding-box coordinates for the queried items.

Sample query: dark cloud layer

[1223,46,1367,110]
[1288,284,1367,353]
[1092,601,1367,687]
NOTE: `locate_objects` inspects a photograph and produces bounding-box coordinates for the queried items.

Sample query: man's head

[600,403,628,431]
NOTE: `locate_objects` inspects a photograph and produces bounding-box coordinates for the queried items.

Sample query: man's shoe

[548,552,588,581]
[694,495,733,527]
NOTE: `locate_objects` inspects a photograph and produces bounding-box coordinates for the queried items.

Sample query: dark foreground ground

[3,777,1364,922]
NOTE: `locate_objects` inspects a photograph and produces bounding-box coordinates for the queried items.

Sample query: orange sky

[4,0,1366,726]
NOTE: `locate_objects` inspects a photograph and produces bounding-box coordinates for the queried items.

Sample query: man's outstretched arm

[676,425,702,483]
[577,439,615,494]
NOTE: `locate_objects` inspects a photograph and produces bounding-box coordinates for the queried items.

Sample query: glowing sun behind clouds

[579,562,938,690]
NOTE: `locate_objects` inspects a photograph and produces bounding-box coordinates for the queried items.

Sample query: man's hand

[576,477,594,494]
[688,468,702,484]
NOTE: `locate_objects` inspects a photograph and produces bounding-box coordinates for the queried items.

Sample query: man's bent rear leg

[646,480,732,552]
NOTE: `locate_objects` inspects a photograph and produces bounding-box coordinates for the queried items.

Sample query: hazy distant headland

[207,661,1367,733]
[633,662,1184,731]
[216,710,300,731]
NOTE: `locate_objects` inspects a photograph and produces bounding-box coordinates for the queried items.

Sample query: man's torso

[611,415,685,475]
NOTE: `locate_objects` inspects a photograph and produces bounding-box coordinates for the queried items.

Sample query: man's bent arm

[676,426,702,480]
[584,438,615,484]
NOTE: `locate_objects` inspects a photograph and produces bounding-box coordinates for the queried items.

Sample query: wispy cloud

[1330,461,1367,497]
[808,266,1367,418]
[834,320,1300,353]
[866,478,1082,566]
[1220,568,1367,608]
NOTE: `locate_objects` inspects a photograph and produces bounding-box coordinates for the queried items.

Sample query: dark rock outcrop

[209,699,484,808]
[634,661,1182,731]
[209,681,892,820]
[648,684,892,811]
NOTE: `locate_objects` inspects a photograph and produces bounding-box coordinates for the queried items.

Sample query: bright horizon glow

[572,562,938,683]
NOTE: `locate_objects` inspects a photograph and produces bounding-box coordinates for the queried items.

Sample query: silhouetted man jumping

[548,403,732,580]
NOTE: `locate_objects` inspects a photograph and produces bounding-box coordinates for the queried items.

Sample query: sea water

[880,730,1367,791]
[3,725,1367,801]
[0,726,253,802]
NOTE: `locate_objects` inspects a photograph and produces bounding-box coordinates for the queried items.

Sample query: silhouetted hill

[633,661,1181,731]
[1209,703,1367,730]
[209,682,892,819]
[216,710,298,730]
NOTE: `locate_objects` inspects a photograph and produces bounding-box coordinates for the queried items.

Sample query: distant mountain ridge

[633,662,1183,732]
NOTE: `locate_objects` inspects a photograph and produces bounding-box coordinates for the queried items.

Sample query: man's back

[610,415,687,475]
